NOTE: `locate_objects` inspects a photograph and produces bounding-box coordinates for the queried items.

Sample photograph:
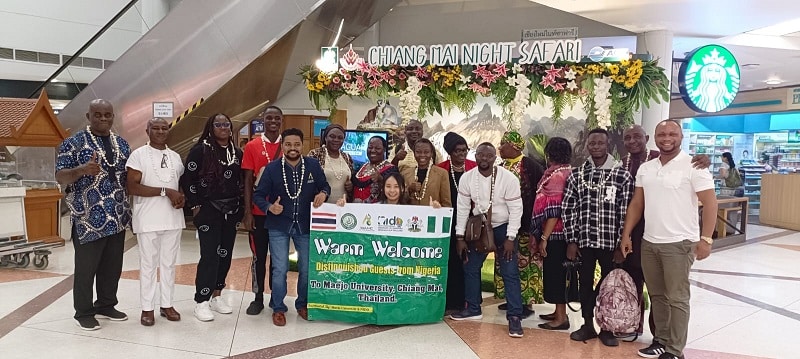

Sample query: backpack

[594,268,640,335]
[725,168,743,188]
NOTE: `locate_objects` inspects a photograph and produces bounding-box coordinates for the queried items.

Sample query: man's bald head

[623,124,649,155]
[86,98,115,136]
[88,99,113,112]
[147,117,169,131]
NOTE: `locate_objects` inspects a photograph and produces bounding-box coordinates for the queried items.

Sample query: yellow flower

[608,64,620,75]
[306,83,315,91]
[633,59,643,68]
[614,75,626,83]
[432,73,440,81]
[315,82,324,90]
[427,64,435,71]
[624,79,637,88]
[620,59,630,67]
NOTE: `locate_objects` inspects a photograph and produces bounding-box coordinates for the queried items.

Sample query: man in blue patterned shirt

[56,99,131,331]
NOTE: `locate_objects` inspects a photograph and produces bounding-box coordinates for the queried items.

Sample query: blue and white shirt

[56,129,131,244]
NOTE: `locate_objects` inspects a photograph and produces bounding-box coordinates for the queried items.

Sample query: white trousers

[138,229,182,311]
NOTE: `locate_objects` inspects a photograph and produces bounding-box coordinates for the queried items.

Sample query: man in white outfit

[126,118,186,326]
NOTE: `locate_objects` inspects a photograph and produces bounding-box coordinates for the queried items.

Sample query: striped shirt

[562,158,634,251]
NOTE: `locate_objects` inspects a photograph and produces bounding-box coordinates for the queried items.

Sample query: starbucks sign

[678,45,740,113]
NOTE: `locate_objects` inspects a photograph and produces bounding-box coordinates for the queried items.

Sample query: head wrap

[321,124,346,146]
[502,131,525,151]
[442,132,467,155]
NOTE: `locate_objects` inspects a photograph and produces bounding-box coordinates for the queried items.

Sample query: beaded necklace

[85,126,121,168]
[625,151,652,172]
[412,165,432,201]
[579,160,615,191]
[146,142,175,183]
[536,165,572,194]
[203,139,236,166]
[449,159,466,191]
[260,133,280,164]
[474,166,496,213]
[324,146,347,180]
[281,157,305,200]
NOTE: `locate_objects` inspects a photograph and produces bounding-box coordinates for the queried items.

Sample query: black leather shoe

[599,330,619,347]
[538,321,570,330]
[246,301,264,315]
[570,324,598,341]
[497,303,508,310]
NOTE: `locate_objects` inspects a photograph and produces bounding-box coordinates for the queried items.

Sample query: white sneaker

[209,296,233,314]
[194,301,214,322]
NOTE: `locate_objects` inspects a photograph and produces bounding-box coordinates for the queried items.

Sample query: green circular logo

[679,44,740,113]
[341,213,357,230]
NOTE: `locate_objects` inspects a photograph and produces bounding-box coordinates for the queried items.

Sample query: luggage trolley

[0,237,62,269]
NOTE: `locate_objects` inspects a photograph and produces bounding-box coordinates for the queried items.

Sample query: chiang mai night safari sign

[678,44,740,113]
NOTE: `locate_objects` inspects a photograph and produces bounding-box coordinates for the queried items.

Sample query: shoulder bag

[464,167,496,253]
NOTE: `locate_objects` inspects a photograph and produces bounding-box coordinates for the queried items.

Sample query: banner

[308,203,453,325]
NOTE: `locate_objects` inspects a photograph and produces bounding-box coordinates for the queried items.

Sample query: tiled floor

[1,224,799,358]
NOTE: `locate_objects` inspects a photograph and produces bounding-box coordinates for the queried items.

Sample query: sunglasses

[213,122,231,129]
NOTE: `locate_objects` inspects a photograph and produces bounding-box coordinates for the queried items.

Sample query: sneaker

[599,330,619,347]
[449,309,482,321]
[74,317,101,331]
[638,341,667,358]
[570,323,598,341]
[521,306,534,319]
[95,308,128,321]
[209,296,233,314]
[657,353,682,359]
[246,301,264,315]
[508,316,524,338]
[194,301,214,322]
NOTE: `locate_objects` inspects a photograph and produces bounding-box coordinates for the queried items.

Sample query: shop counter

[699,196,748,248]
[760,174,800,231]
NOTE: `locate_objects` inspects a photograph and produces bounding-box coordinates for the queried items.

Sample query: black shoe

[498,303,508,310]
[74,317,101,331]
[638,341,667,358]
[599,330,619,347]
[521,306,534,319]
[95,308,128,321]
[657,353,681,359]
[570,323,598,341]
[538,321,570,330]
[539,313,556,321]
[508,316,524,338]
[246,301,264,315]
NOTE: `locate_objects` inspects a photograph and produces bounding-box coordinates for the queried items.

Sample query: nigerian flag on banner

[308,203,453,325]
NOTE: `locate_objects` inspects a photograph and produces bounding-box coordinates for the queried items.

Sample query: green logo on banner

[679,44,740,113]
[341,213,357,230]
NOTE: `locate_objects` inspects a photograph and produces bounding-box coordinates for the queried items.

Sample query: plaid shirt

[562,159,633,251]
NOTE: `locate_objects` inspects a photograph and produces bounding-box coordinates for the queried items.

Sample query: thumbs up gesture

[82,152,102,176]
[336,193,347,207]
[430,196,442,209]
[269,196,284,215]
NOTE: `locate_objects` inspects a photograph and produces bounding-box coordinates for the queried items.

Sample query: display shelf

[740,164,767,215]
[689,133,737,176]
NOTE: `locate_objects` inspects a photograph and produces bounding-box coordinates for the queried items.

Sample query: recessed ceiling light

[741,63,760,69]
[765,78,784,85]
[748,18,800,36]
[50,79,59,82]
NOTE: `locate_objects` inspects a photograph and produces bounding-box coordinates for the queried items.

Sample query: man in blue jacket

[254,128,330,326]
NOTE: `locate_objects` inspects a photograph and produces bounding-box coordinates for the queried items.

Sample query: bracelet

[540,235,549,242]
[191,205,201,210]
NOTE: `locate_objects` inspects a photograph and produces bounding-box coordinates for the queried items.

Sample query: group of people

[57,99,717,359]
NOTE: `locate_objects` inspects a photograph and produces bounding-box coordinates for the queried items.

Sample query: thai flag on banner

[311,211,337,230]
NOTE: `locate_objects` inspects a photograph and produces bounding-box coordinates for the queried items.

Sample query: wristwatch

[160,187,166,197]
[700,236,713,245]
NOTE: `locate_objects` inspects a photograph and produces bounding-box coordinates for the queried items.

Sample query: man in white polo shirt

[621,119,718,359]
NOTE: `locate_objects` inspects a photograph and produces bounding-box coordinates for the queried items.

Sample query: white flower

[591,76,613,130]
[505,76,517,87]
[459,75,472,83]
[566,80,578,91]
[397,76,423,123]
[512,63,523,74]
[563,68,577,81]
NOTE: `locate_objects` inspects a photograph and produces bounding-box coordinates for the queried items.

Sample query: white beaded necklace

[203,139,236,166]
[281,157,305,200]
[146,142,175,183]
[536,165,572,194]
[449,159,466,191]
[412,165,432,201]
[260,133,280,163]
[579,160,615,191]
[624,152,652,172]
[474,166,496,213]
[324,146,347,180]
[85,126,121,168]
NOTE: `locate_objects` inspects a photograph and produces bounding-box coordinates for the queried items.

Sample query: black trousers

[249,215,273,300]
[194,206,241,303]
[73,230,125,319]
[445,231,466,310]
[543,239,569,304]
[578,247,614,321]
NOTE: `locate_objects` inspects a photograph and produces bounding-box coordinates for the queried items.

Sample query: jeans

[268,227,309,313]
[463,224,523,318]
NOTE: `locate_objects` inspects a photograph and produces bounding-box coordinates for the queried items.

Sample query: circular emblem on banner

[341,213,357,230]
[587,46,605,62]
[678,44,740,113]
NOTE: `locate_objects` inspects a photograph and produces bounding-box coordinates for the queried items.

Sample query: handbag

[209,197,241,214]
[563,259,581,312]
[464,167,496,254]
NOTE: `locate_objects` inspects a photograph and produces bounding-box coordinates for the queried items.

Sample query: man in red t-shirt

[241,105,283,315]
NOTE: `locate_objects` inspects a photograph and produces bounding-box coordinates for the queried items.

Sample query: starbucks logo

[679,45,740,113]
[341,213,357,230]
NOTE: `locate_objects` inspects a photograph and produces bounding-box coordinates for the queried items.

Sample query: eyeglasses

[213,122,231,129]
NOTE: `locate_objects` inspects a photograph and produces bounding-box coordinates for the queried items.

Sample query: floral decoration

[299,57,669,130]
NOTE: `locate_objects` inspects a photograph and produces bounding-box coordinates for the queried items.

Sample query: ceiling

[528,0,800,90]
[397,0,800,91]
